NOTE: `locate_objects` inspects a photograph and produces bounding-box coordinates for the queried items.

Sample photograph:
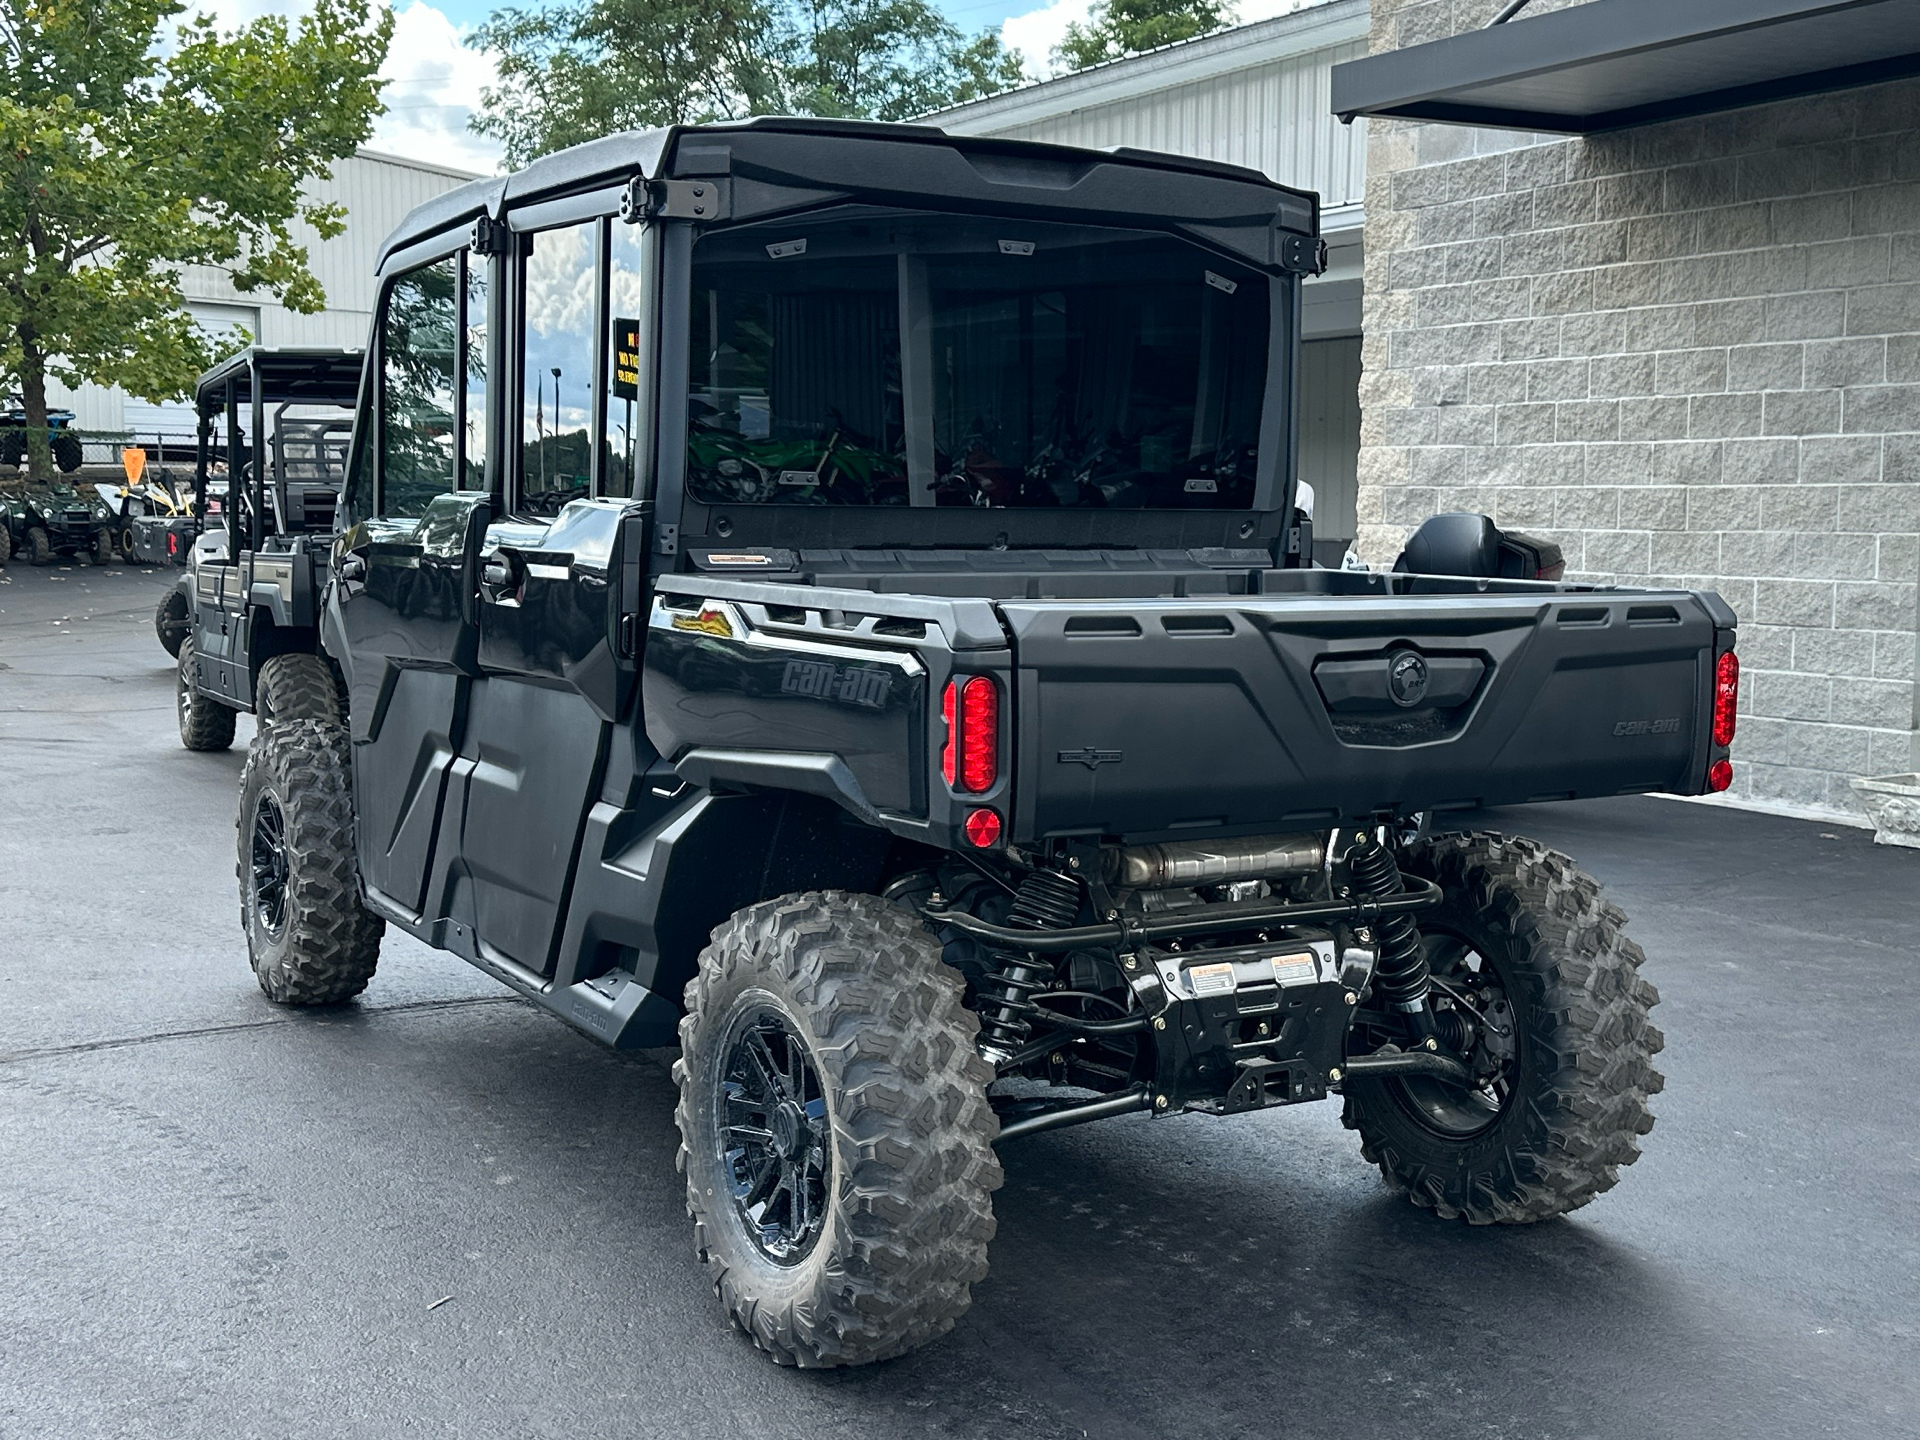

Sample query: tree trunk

[18,340,55,484]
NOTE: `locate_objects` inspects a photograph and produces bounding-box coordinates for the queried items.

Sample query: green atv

[1,483,115,565]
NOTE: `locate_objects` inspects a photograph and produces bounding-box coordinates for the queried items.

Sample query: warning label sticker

[1270,954,1318,986]
[1187,962,1236,998]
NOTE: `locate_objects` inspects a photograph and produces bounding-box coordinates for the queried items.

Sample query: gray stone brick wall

[1357,0,1920,816]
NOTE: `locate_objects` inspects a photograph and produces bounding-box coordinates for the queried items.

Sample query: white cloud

[367,1,504,176]
[1001,0,1324,80]
[1001,0,1094,78]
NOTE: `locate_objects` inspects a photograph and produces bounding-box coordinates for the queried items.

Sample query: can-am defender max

[234,119,1726,1367]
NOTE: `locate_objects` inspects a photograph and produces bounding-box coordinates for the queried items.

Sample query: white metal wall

[980,39,1368,208]
[1299,336,1362,543]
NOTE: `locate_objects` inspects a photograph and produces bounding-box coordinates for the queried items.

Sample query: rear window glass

[688,210,1270,509]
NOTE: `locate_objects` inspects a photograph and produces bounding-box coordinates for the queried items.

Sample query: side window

[463,256,489,489]
[380,255,459,519]
[604,222,646,499]
[520,222,597,515]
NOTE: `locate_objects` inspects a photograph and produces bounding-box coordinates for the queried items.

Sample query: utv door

[331,247,491,919]
[450,215,649,977]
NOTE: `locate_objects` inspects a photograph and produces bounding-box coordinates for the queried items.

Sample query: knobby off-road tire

[674,891,1002,1367]
[154,589,191,658]
[236,717,384,1005]
[26,525,52,565]
[0,523,10,565]
[92,528,114,565]
[254,652,345,729]
[53,434,83,473]
[1342,833,1664,1224]
[176,637,237,751]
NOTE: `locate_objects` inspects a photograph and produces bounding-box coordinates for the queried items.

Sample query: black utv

[232,119,1734,1367]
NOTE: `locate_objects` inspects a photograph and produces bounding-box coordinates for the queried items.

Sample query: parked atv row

[0,483,125,566]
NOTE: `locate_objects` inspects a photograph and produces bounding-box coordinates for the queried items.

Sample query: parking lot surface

[3,560,1917,1440]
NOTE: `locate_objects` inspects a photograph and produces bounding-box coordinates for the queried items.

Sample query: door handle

[482,557,515,592]
[337,554,367,583]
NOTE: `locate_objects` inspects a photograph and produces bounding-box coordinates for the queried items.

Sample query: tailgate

[1001,590,1729,843]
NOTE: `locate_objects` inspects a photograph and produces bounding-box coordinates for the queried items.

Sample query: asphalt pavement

[3,558,1917,1440]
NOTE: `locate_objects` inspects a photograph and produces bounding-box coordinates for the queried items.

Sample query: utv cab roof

[194,347,365,416]
[377,116,1321,272]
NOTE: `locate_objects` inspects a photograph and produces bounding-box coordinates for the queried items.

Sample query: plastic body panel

[1003,588,1726,843]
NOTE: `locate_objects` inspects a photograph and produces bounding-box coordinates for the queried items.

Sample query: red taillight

[941,675,999,794]
[963,807,1002,848]
[166,532,178,557]
[1707,759,1733,792]
[1712,650,1739,746]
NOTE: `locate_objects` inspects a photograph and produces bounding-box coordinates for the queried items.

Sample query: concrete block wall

[1357,0,1920,815]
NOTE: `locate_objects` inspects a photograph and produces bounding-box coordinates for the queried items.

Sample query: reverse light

[941,675,999,794]
[1712,650,1739,746]
[963,807,1003,848]
[1707,759,1734,793]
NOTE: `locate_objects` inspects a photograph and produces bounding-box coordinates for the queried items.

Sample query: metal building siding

[988,41,1368,205]
[1298,336,1362,542]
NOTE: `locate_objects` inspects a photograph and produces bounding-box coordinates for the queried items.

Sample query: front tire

[154,589,191,658]
[26,525,52,565]
[254,652,345,729]
[1342,833,1663,1224]
[236,718,383,1005]
[176,636,236,751]
[674,892,1002,1367]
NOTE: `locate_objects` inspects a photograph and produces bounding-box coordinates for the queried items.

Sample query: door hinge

[469,214,510,256]
[655,522,678,556]
[620,178,729,225]
[1279,233,1328,276]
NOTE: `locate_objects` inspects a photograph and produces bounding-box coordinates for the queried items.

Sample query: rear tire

[176,636,237,751]
[92,528,114,566]
[26,526,52,565]
[255,652,345,729]
[674,892,1002,1367]
[154,589,191,658]
[0,524,10,566]
[1342,833,1663,1224]
[53,434,83,473]
[237,718,383,1005]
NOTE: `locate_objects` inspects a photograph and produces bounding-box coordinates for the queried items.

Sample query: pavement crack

[0,994,527,1066]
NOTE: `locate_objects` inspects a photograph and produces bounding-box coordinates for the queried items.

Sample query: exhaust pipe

[1110,833,1326,889]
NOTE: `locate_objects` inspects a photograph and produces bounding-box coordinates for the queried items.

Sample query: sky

[200,0,1315,179]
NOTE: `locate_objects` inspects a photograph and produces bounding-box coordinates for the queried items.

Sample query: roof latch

[468,214,510,255]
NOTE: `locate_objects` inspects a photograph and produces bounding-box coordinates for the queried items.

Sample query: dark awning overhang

[1331,0,1920,132]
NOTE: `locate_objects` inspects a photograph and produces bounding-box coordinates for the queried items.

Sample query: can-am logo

[1387,651,1429,707]
[781,658,892,709]
[1613,717,1681,736]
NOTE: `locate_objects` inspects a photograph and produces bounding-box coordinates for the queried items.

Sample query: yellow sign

[612,317,641,400]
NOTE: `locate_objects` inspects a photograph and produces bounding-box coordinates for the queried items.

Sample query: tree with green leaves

[470,0,1025,168]
[0,0,390,480]
[1055,0,1233,72]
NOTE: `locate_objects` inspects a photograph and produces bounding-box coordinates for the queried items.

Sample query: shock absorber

[1345,831,1436,1035]
[975,868,1082,1063]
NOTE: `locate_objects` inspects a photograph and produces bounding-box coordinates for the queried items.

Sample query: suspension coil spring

[1346,834,1432,1013]
[976,869,1083,1060]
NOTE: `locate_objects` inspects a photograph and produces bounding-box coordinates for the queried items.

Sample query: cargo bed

[644,571,1737,848]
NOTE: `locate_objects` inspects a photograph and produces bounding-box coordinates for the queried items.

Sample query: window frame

[504,194,627,517]
[367,230,497,520]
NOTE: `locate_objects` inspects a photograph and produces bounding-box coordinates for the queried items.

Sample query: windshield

[688,209,1271,509]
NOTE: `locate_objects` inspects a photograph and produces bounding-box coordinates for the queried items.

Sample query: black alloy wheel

[248,791,290,941]
[716,1004,831,1265]
[1386,928,1519,1138]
